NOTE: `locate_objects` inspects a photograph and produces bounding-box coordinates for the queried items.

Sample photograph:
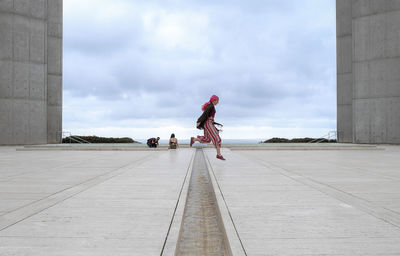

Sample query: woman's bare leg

[216,146,221,156]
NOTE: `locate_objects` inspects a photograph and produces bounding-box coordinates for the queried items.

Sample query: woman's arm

[197,104,214,125]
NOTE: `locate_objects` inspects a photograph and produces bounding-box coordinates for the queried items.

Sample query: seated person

[147,137,160,148]
[169,134,178,149]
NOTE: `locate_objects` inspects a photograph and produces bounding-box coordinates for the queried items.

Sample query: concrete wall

[337,0,400,144]
[337,0,353,143]
[0,0,62,145]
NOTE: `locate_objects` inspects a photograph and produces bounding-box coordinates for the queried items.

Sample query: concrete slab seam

[203,150,248,256]
[0,152,156,231]
[0,11,46,21]
[229,147,382,151]
[309,153,400,182]
[0,153,111,182]
[247,154,400,230]
[353,56,400,64]
[353,8,400,19]
[174,149,232,255]
[17,147,169,151]
[160,149,196,256]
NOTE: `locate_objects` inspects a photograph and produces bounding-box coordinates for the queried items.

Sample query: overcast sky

[63,0,336,141]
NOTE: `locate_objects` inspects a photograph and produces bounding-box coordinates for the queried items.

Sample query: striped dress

[196,104,221,148]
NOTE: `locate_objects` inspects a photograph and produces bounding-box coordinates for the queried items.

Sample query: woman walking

[190,95,225,160]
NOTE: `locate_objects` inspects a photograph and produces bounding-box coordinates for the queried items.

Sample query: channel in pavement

[175,149,231,255]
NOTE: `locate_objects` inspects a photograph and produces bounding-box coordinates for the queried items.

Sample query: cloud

[63,0,337,139]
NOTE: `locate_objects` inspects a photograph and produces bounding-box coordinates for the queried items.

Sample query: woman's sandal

[216,155,226,161]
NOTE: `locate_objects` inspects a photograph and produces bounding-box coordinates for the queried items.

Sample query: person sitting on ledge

[169,133,178,149]
[147,137,160,148]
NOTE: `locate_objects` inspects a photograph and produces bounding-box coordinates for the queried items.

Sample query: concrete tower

[337,0,400,144]
[0,0,62,145]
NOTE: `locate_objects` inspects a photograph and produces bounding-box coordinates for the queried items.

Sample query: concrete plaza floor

[1,145,400,255]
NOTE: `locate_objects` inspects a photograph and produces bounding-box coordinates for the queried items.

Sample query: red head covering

[201,95,219,111]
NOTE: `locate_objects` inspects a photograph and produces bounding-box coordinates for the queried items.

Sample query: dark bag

[213,122,223,132]
[196,121,223,131]
[196,122,204,130]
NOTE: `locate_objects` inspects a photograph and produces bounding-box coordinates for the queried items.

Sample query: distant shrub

[263,137,336,143]
[264,137,290,143]
[62,136,140,144]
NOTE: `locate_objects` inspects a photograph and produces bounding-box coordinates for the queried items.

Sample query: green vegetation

[262,137,337,143]
[62,136,140,144]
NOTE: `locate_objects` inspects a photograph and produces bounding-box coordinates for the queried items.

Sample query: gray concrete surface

[175,150,230,255]
[0,147,193,255]
[205,145,400,255]
[336,0,353,143]
[1,145,400,255]
[337,1,400,143]
[16,142,380,151]
[0,0,63,145]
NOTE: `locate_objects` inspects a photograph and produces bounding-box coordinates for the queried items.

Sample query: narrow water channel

[175,149,231,256]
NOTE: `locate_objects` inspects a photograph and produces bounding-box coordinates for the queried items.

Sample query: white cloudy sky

[63,0,336,141]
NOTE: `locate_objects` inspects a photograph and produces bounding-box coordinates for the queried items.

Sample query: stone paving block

[354,58,400,99]
[0,98,14,145]
[0,0,13,11]
[352,0,387,18]
[29,63,45,100]
[1,148,400,255]
[47,37,62,74]
[13,15,30,62]
[385,10,400,58]
[46,105,62,143]
[0,193,48,200]
[354,98,400,144]
[337,73,352,105]
[0,60,13,97]
[48,0,62,24]
[353,14,386,62]
[337,114,351,143]
[30,19,46,63]
[0,13,13,60]
[336,35,352,74]
[352,0,400,18]
[205,147,400,255]
[336,0,352,36]
[14,0,30,15]
[245,237,400,256]
[0,149,193,255]
[0,0,62,146]
[30,0,47,19]
[29,100,47,143]
[0,199,36,212]
[48,21,62,38]
[387,0,400,11]
[12,99,29,144]
[13,62,30,99]
[47,0,63,38]
[47,75,62,105]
